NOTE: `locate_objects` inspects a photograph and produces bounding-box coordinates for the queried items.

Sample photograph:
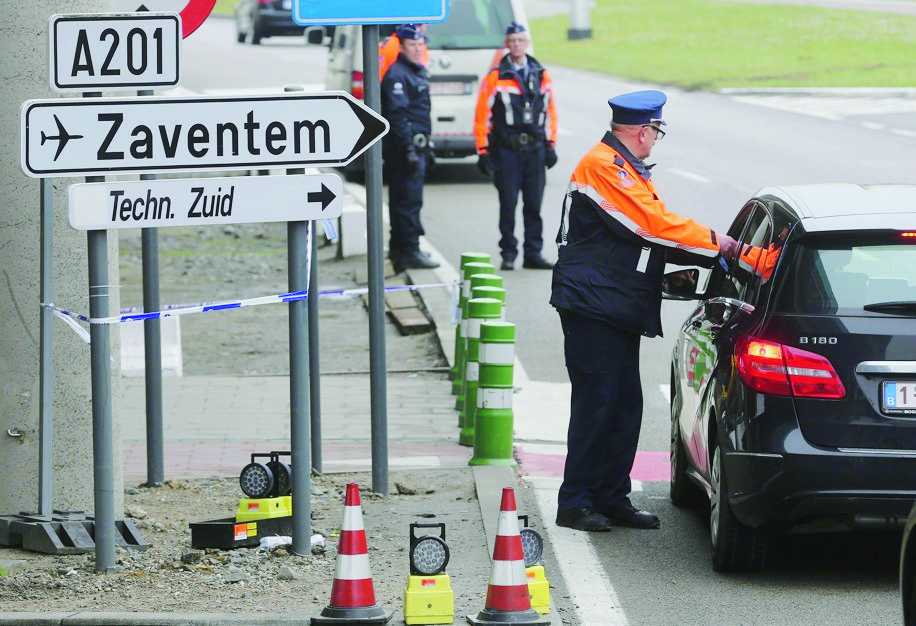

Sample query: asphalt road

[178,15,915,625]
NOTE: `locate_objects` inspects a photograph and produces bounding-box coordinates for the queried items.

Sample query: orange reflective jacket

[473,53,557,154]
[551,132,724,337]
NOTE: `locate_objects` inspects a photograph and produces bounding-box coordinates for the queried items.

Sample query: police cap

[607,90,667,126]
[396,24,424,41]
[505,21,527,35]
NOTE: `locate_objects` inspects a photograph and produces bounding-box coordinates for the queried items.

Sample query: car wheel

[710,442,768,572]
[669,377,703,507]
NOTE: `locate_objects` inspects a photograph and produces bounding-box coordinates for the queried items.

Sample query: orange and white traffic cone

[467,488,549,625]
[312,483,392,625]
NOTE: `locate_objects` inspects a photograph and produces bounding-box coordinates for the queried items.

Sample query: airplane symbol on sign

[40,115,84,161]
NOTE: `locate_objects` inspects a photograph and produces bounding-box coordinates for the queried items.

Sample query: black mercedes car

[665,183,916,572]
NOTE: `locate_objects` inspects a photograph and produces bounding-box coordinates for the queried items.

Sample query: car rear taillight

[735,336,846,399]
[351,71,364,100]
[902,232,916,239]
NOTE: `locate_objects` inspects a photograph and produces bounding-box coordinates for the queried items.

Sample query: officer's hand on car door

[545,143,558,169]
[718,233,739,260]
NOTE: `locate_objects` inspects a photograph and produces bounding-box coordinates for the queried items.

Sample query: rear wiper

[863,301,916,314]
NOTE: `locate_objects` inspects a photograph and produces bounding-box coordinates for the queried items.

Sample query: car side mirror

[662,268,701,301]
[305,26,329,46]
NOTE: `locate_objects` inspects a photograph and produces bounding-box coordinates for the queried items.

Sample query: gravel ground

[0,219,512,619]
[0,470,496,618]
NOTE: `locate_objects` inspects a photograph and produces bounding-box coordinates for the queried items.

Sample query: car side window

[735,205,774,304]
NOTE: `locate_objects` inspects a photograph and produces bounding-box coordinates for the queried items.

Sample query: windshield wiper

[863,301,916,314]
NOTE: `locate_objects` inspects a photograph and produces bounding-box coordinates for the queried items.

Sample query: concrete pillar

[568,0,593,40]
[0,1,123,517]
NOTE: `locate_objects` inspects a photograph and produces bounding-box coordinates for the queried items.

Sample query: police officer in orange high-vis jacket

[474,21,557,271]
[550,90,739,533]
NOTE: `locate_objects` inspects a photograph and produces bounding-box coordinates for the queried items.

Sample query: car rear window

[773,234,916,314]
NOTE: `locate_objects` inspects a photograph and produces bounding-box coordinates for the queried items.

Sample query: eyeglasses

[644,125,665,140]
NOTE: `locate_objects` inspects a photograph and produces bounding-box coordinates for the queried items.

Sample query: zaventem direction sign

[20,91,388,178]
[68,174,343,230]
[293,0,448,25]
[111,0,217,38]
[49,13,181,92]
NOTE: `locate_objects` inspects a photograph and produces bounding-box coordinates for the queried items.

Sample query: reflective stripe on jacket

[550,132,720,337]
[473,53,557,154]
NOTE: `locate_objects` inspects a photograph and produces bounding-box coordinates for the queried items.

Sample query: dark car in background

[665,184,916,572]
[235,0,304,44]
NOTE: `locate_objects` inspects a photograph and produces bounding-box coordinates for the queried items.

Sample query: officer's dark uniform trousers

[493,138,546,263]
[558,311,642,511]
[387,151,428,259]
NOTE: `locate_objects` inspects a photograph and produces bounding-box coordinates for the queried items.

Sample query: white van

[314,0,531,177]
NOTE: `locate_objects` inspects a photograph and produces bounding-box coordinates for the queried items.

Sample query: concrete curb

[0,613,316,625]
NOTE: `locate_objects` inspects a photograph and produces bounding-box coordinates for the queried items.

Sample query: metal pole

[284,85,315,546]
[38,178,54,516]
[84,90,115,573]
[139,88,164,487]
[308,222,322,474]
[88,224,116,572]
[362,24,388,495]
[288,168,312,556]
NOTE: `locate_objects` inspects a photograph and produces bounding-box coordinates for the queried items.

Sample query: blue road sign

[293,0,448,26]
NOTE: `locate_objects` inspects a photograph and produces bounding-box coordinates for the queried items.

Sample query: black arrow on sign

[344,97,389,161]
[307,183,336,211]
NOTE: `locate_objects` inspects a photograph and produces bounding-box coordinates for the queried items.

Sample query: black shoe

[598,504,660,529]
[522,255,554,270]
[555,507,613,532]
[500,260,514,271]
[398,252,440,270]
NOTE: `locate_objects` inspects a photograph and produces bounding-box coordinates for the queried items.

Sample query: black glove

[477,152,493,177]
[545,144,558,169]
[405,146,420,174]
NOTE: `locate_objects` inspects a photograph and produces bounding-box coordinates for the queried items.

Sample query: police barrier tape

[43,282,452,344]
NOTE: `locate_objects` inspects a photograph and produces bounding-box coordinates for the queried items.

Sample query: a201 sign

[49,13,181,93]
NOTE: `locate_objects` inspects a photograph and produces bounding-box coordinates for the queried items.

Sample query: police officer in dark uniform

[474,21,558,271]
[381,24,439,272]
[550,91,739,532]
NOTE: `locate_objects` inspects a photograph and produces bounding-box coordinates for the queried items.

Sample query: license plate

[882,381,916,415]
[429,81,471,96]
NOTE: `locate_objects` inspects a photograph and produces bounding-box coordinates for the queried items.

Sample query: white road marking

[668,168,711,184]
[532,482,630,625]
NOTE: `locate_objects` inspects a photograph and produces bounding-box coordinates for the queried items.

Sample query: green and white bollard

[470,284,506,320]
[450,253,491,385]
[469,321,517,467]
[457,274,502,416]
[459,298,503,447]
[452,261,495,404]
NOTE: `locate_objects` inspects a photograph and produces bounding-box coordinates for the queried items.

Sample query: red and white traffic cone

[467,487,549,625]
[312,483,392,625]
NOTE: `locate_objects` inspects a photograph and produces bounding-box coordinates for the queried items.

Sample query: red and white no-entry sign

[110,0,216,37]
